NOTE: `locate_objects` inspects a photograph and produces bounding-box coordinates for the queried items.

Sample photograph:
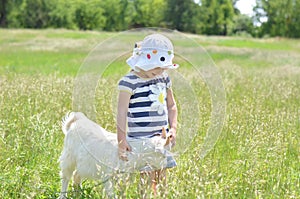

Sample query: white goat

[58,112,172,199]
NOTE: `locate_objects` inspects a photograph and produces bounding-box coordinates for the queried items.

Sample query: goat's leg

[59,170,73,199]
[104,179,116,199]
[59,157,75,199]
[73,170,81,197]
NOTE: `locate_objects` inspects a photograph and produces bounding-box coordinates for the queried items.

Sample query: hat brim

[126,54,179,71]
[162,63,179,70]
[127,57,179,71]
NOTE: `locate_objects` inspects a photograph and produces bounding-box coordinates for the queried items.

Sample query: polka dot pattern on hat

[126,33,179,71]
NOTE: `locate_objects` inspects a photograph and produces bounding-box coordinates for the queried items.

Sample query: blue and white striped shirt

[118,71,171,137]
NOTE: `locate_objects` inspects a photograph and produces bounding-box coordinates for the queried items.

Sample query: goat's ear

[161,127,167,139]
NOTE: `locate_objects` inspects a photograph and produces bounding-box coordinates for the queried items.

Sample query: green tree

[201,0,235,35]
[129,0,166,28]
[101,0,131,31]
[255,0,300,38]
[289,0,300,37]
[221,0,235,35]
[0,0,8,27]
[228,14,254,36]
[23,0,52,28]
[164,0,200,32]
[74,0,106,30]
[48,0,76,29]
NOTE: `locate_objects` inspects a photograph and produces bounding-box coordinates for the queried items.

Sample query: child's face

[137,67,166,78]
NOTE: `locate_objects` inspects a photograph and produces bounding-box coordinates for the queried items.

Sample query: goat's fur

[58,112,172,198]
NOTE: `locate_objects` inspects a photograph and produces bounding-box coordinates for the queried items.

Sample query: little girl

[117,33,178,197]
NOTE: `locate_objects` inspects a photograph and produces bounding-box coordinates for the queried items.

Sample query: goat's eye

[160,57,165,62]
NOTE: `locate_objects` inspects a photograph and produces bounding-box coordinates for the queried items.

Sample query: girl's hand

[118,140,132,161]
[169,128,176,147]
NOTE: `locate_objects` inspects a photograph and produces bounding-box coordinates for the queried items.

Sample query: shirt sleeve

[118,75,134,94]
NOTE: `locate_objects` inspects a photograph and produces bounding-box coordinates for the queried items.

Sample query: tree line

[0,0,300,38]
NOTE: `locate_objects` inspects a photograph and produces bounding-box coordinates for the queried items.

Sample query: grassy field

[0,29,299,198]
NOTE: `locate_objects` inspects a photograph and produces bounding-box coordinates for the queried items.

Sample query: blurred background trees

[254,0,300,38]
[0,0,299,38]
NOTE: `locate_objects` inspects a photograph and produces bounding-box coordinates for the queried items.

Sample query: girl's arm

[117,91,132,161]
[167,88,177,145]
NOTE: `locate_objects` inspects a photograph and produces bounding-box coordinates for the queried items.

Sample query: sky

[235,0,257,16]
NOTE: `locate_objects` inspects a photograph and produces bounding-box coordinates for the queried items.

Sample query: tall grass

[0,29,299,198]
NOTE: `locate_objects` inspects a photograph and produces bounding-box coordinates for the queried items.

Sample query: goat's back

[61,112,119,180]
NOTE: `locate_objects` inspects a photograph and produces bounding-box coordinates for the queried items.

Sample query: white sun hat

[126,34,179,71]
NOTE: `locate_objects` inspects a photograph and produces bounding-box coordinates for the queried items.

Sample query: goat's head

[161,127,172,146]
[160,127,173,150]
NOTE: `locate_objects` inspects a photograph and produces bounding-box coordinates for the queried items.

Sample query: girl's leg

[139,169,168,198]
[139,171,158,198]
[151,171,158,197]
[157,169,168,197]
[153,169,167,197]
[139,171,151,199]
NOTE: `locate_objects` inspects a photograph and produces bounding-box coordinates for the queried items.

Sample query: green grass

[0,29,299,198]
[0,29,112,76]
[196,35,300,51]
